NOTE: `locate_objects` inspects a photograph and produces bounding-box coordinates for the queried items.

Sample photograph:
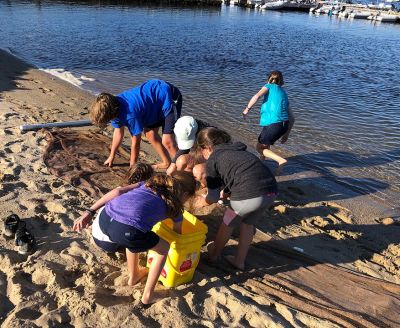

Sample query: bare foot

[225,255,245,271]
[275,159,287,176]
[151,162,170,171]
[128,267,148,286]
[141,289,169,306]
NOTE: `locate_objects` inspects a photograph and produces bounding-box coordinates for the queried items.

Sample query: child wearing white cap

[166,116,205,175]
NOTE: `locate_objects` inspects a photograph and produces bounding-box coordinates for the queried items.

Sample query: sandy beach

[1,49,399,328]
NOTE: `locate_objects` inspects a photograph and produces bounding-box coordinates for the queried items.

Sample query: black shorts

[96,208,160,253]
[145,83,182,134]
[258,121,289,146]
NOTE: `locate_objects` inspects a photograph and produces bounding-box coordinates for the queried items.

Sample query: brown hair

[126,162,154,184]
[266,70,284,86]
[145,171,196,218]
[195,127,231,151]
[195,119,214,135]
[89,93,119,127]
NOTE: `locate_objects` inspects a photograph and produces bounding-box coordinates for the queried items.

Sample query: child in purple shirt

[73,171,196,306]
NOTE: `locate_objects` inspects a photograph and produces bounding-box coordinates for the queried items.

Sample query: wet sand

[1,49,399,327]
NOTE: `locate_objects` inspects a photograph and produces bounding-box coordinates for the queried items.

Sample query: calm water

[1,1,399,207]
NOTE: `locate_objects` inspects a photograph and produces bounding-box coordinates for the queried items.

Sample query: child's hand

[72,212,93,232]
[242,108,249,120]
[104,155,115,167]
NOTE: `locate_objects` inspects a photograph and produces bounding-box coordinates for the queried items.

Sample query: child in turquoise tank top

[243,71,295,175]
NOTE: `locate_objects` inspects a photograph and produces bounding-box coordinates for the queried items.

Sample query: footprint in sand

[0,272,15,322]
[31,266,57,287]
[50,108,63,114]
[8,271,39,305]
[13,307,42,321]
[0,128,15,136]
[60,100,76,107]
[35,308,71,327]
[0,163,22,176]
[39,87,56,96]
[29,78,43,85]
[4,142,27,154]
[61,242,94,265]
[44,201,68,214]
[0,181,27,200]
[323,202,354,224]
[0,112,19,121]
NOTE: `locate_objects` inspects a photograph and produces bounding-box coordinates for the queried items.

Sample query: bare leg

[162,133,178,160]
[225,222,254,270]
[141,239,169,305]
[256,142,266,160]
[208,219,234,262]
[257,142,287,175]
[144,128,170,169]
[126,249,148,286]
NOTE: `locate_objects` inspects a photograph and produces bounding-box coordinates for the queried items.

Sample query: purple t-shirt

[104,183,183,232]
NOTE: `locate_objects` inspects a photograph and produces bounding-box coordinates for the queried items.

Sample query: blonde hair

[145,171,196,218]
[89,93,119,127]
[267,70,284,86]
[195,127,231,151]
[126,163,154,184]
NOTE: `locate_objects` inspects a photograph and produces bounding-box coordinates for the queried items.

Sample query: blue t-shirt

[111,80,174,136]
[104,183,183,232]
[260,83,289,126]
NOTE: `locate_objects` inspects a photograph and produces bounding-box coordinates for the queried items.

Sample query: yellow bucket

[147,211,208,288]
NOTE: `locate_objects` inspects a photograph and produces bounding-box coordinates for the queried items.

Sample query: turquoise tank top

[260,84,289,126]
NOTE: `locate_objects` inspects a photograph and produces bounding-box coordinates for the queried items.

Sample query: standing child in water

[73,170,196,306]
[243,70,295,175]
[195,127,277,270]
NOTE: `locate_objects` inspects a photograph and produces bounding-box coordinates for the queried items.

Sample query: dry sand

[1,49,399,328]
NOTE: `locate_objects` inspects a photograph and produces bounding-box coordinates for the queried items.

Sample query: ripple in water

[0,1,399,206]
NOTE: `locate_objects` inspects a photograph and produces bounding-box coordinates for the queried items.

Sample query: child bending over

[73,171,196,306]
[90,79,182,169]
[195,127,277,270]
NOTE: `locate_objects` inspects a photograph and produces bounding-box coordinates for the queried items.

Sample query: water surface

[0,1,399,206]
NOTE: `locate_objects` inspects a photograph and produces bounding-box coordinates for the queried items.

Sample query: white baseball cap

[174,116,198,150]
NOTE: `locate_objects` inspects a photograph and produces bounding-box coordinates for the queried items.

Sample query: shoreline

[1,49,399,327]
[2,48,394,217]
[5,44,398,212]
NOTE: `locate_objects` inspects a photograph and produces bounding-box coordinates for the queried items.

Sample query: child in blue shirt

[73,170,196,306]
[90,79,182,169]
[242,71,295,175]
